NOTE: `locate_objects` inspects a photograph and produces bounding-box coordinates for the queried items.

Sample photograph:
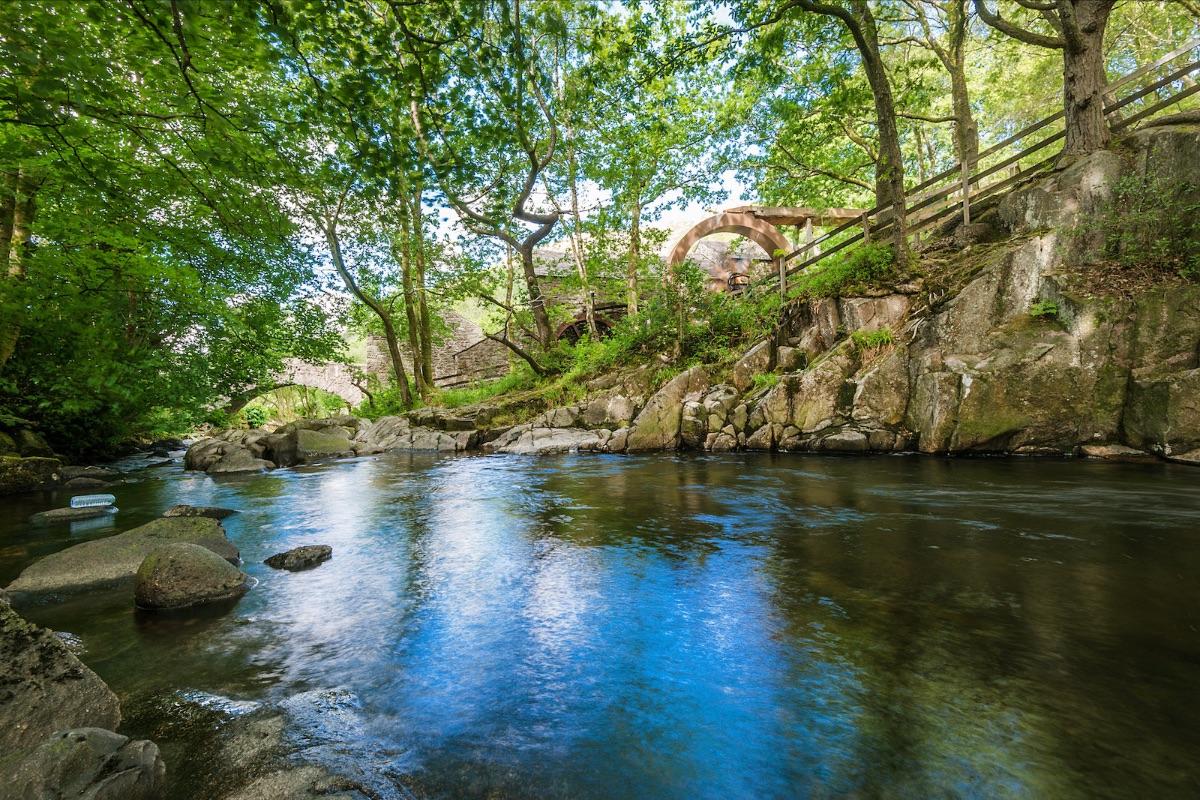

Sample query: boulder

[0,602,121,754]
[13,428,56,458]
[63,476,109,489]
[267,428,354,467]
[491,427,611,455]
[264,545,333,571]
[163,504,239,520]
[583,395,638,428]
[182,441,270,472]
[0,728,165,800]
[134,543,249,610]
[1079,443,1159,463]
[625,365,711,452]
[64,466,123,482]
[30,506,111,523]
[0,430,17,456]
[0,455,60,494]
[6,517,240,600]
[207,445,275,475]
[731,340,774,393]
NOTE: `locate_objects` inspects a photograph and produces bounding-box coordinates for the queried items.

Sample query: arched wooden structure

[667,211,793,269]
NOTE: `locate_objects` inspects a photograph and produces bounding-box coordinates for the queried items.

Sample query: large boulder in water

[265,428,354,467]
[5,517,240,600]
[163,503,239,520]
[134,543,249,610]
[264,545,333,571]
[0,601,121,754]
[184,438,273,474]
[0,728,165,800]
[0,455,60,495]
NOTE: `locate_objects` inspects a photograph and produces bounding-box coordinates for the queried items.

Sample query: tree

[973,0,1117,156]
[898,0,979,164]
[723,0,911,260]
[584,7,733,316]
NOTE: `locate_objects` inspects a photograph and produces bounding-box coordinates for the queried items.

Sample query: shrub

[242,405,269,429]
[788,243,897,300]
[1075,174,1200,276]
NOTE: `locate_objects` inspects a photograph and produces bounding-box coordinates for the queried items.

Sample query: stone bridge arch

[667,211,793,274]
[272,359,365,407]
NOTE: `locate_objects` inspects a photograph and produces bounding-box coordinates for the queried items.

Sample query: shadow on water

[3,452,1200,798]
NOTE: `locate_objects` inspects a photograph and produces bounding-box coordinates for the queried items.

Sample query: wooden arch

[667,212,792,267]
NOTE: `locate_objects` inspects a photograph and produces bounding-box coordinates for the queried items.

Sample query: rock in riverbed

[29,506,112,523]
[0,728,165,800]
[0,601,121,754]
[135,543,250,610]
[264,545,332,571]
[5,517,240,600]
[163,503,239,520]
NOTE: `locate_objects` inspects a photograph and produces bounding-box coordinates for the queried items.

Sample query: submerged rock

[163,504,239,520]
[0,728,165,800]
[0,602,121,754]
[29,506,111,523]
[135,543,249,610]
[60,465,124,482]
[264,545,333,571]
[5,517,240,600]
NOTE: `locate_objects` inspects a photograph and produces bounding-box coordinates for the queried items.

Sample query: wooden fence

[766,38,1200,298]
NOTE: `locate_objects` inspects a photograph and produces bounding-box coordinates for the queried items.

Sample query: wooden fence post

[861,212,871,245]
[778,257,786,302]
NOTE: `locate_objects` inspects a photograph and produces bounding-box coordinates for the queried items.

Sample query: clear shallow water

[3,453,1200,799]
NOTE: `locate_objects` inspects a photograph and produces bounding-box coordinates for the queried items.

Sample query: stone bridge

[272,359,371,407]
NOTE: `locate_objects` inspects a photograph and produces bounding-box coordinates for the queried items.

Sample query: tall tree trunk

[974,0,1115,157]
[627,199,641,317]
[396,203,430,398]
[0,168,40,369]
[407,185,434,389]
[845,0,909,262]
[324,222,412,407]
[520,245,554,348]
[1061,1,1113,156]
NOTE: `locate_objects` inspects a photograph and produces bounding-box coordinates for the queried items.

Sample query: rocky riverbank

[183,122,1200,470]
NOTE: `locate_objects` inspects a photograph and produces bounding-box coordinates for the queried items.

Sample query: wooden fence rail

[763,38,1200,296]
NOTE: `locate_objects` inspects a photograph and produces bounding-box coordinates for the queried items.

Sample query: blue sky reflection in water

[5,452,1200,799]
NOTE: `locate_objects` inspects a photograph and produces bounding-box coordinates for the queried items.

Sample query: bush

[1076,174,1200,276]
[788,243,897,300]
[242,405,269,428]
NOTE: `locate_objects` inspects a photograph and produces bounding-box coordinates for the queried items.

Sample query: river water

[3,452,1200,799]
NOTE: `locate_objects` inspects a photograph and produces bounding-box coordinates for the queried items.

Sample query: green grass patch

[788,243,897,300]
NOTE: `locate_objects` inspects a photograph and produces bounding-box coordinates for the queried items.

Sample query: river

[3,452,1199,799]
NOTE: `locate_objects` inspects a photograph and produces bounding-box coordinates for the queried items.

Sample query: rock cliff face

[601,122,1200,463]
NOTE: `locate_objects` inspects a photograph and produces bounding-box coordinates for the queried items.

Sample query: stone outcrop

[134,543,250,610]
[0,728,166,800]
[0,601,121,755]
[6,517,240,600]
[625,365,711,452]
[264,545,333,571]
[0,455,60,494]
